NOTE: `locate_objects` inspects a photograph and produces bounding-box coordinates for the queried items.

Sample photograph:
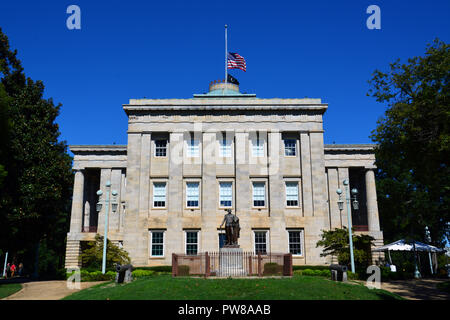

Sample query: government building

[64,81,384,269]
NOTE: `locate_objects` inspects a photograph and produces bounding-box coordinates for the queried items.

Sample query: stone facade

[65,82,384,269]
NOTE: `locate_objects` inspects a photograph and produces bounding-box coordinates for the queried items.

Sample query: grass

[63,275,403,300]
[0,283,22,299]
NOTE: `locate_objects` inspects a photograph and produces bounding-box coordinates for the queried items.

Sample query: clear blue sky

[1,0,449,151]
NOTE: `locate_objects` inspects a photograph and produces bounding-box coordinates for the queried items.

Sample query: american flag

[227,52,246,72]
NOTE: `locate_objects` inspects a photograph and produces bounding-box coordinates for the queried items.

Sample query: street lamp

[336,179,358,273]
[96,180,118,274]
[425,226,433,275]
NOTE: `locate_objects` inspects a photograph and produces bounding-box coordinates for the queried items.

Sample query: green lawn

[0,283,22,299]
[63,275,403,300]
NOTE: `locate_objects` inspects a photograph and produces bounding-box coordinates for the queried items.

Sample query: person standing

[10,263,16,277]
[5,263,10,278]
[18,263,23,277]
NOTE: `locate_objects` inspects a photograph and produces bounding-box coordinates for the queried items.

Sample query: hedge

[292,265,330,271]
[131,270,155,278]
[66,270,116,282]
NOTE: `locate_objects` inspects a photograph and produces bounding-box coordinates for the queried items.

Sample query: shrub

[293,265,330,271]
[263,263,282,276]
[132,270,155,278]
[300,269,315,276]
[80,234,131,270]
[135,266,172,273]
[178,265,190,276]
[66,269,116,282]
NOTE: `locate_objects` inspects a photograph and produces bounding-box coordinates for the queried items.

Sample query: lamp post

[336,179,359,273]
[425,226,433,275]
[2,251,8,277]
[96,180,118,274]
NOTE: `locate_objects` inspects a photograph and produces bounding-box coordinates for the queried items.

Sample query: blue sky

[0,0,449,151]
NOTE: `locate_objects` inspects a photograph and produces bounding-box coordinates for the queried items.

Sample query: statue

[220,209,240,246]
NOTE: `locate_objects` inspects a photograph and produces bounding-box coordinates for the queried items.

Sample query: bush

[293,265,330,271]
[134,266,171,273]
[178,265,190,276]
[66,269,116,282]
[132,270,155,278]
[80,234,131,270]
[263,263,282,276]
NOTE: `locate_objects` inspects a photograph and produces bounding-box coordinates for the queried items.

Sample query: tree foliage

[368,39,449,246]
[0,27,73,276]
[80,235,131,270]
[316,228,375,267]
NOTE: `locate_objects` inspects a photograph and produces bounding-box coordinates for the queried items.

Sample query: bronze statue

[220,209,240,246]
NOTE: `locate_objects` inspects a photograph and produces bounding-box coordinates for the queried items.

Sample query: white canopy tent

[373,239,445,272]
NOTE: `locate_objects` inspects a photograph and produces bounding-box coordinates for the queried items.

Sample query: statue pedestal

[217,247,246,277]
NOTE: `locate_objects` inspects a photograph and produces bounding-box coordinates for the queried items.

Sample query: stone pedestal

[218,247,246,277]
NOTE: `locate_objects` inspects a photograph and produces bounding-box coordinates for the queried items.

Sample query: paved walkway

[2,278,449,300]
[2,280,105,300]
[380,278,450,300]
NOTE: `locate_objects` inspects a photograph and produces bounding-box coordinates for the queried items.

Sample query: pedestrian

[18,263,23,277]
[10,263,16,277]
[5,263,11,278]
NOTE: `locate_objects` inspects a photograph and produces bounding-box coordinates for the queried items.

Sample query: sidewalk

[2,280,105,300]
[380,278,450,300]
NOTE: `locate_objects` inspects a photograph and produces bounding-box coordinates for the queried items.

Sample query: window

[219,182,232,207]
[186,182,199,207]
[150,231,164,256]
[153,182,166,207]
[284,139,297,156]
[219,136,232,157]
[252,134,264,157]
[254,231,267,254]
[285,182,299,207]
[288,230,303,255]
[187,135,199,157]
[186,231,198,255]
[155,140,167,157]
[252,182,265,207]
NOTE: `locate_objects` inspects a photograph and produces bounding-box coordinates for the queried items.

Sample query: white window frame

[152,182,167,208]
[253,230,269,255]
[252,181,266,208]
[185,230,200,255]
[219,181,233,208]
[287,229,304,256]
[285,181,299,207]
[219,136,232,158]
[154,139,168,157]
[149,230,165,257]
[187,135,200,158]
[284,138,297,157]
[186,181,200,208]
[251,135,264,157]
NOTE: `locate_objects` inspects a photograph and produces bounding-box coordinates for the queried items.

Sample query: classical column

[268,131,288,252]
[300,133,313,217]
[69,169,85,233]
[365,169,380,232]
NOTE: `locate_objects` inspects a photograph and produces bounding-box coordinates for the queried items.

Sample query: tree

[80,235,131,270]
[367,39,450,247]
[316,227,375,267]
[0,27,73,277]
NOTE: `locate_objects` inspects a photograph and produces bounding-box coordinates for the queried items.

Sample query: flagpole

[224,24,228,95]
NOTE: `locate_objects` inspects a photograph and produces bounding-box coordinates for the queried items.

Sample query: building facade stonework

[65,82,384,268]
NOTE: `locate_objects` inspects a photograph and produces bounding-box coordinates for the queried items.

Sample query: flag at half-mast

[227,52,246,72]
